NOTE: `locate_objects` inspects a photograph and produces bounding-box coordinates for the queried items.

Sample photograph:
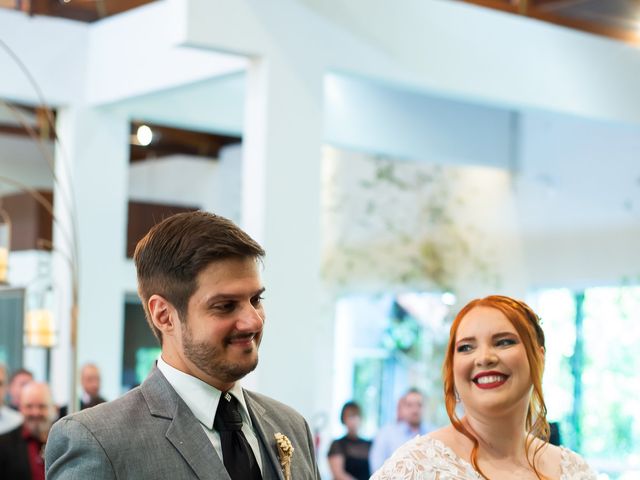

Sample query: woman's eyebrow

[455,336,475,344]
[492,331,517,339]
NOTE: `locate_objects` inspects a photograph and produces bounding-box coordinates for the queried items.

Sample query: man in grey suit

[46,211,321,480]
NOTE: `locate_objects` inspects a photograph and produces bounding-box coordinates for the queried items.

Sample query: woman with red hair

[372,295,596,479]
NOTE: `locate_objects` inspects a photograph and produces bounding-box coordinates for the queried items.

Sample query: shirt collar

[400,421,426,435]
[157,356,252,430]
[21,425,42,443]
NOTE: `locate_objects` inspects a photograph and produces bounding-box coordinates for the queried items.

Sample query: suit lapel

[142,367,229,480]
[244,392,285,480]
[165,401,229,480]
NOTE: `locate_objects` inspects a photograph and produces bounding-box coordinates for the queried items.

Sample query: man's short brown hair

[133,211,265,342]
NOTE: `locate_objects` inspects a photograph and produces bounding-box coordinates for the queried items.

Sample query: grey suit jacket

[45,367,320,479]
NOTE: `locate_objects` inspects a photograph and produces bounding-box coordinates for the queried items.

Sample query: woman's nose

[475,345,498,367]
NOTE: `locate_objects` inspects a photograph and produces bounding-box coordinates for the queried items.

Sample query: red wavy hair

[442,295,550,479]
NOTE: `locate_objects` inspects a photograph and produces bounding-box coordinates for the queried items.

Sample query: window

[122,296,159,391]
[332,292,452,438]
[530,286,640,478]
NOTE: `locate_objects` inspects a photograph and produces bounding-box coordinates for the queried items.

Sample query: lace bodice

[371,436,597,480]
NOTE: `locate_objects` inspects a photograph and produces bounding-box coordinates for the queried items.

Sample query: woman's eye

[456,344,472,353]
[496,338,516,347]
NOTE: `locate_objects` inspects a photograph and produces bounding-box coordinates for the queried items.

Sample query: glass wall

[332,292,453,439]
[121,296,159,392]
[0,287,25,371]
[530,286,640,478]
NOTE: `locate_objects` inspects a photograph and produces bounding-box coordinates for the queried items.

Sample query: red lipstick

[472,370,508,389]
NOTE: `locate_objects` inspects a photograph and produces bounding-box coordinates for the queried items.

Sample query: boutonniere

[274,432,294,480]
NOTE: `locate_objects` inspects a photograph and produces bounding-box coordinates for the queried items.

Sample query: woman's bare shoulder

[528,437,564,477]
[427,425,460,442]
[530,436,563,458]
[425,425,472,458]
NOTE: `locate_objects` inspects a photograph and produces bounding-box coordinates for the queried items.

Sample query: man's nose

[237,304,264,330]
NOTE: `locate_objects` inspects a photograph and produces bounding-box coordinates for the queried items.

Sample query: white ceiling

[2,68,640,240]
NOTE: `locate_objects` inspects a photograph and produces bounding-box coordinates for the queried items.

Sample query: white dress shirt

[157,356,263,472]
[0,405,23,434]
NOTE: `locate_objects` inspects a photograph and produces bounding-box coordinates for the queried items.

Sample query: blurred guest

[549,421,562,446]
[58,363,106,418]
[79,363,106,408]
[369,388,435,472]
[0,382,56,480]
[0,364,23,434]
[7,368,33,411]
[328,401,371,480]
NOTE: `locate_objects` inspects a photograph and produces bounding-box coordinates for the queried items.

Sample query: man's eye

[456,344,472,353]
[215,303,236,312]
[251,295,264,306]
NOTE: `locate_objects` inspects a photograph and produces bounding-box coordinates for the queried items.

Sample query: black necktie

[213,392,263,480]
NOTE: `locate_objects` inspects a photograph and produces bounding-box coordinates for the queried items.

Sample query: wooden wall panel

[127,201,198,258]
[0,190,53,251]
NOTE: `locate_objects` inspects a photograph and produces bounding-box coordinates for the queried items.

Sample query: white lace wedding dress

[371,436,597,480]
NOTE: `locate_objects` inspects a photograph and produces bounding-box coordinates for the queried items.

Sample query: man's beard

[25,417,53,439]
[182,326,260,384]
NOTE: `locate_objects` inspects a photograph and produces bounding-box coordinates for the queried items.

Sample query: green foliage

[609,402,633,454]
[352,358,384,434]
[322,152,500,294]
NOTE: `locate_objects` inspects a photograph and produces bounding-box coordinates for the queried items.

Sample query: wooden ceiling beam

[531,0,592,8]
[0,124,34,137]
[459,0,640,46]
[528,8,640,44]
[518,0,530,15]
[2,0,156,22]
[0,105,56,141]
[458,0,517,14]
[129,122,241,163]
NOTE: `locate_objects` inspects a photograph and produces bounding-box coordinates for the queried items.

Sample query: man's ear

[148,295,178,337]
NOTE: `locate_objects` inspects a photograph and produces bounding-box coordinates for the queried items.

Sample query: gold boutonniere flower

[274,432,294,480]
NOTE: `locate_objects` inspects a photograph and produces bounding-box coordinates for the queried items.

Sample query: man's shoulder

[57,386,146,431]
[0,406,23,435]
[377,422,403,435]
[0,424,22,443]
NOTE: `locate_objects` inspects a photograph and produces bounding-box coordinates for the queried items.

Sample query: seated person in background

[328,401,371,480]
[369,388,435,472]
[0,363,23,435]
[549,421,562,446]
[7,368,33,411]
[371,295,596,479]
[0,382,57,480]
[58,363,106,418]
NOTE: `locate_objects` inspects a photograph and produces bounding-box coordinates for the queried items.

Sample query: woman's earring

[454,389,461,403]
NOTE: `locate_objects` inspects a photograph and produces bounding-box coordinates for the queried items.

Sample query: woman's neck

[345,427,359,439]
[462,409,529,461]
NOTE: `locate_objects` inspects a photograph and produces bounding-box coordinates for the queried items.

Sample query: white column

[241,55,333,424]
[51,106,129,405]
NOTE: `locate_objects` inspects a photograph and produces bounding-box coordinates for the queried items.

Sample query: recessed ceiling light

[441,292,456,306]
[136,125,153,146]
